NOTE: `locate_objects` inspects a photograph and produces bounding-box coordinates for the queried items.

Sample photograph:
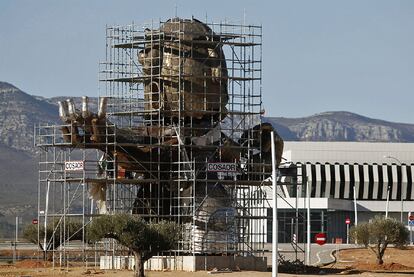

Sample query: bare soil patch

[332,246,414,273]
[14,259,51,268]
[3,248,414,276]
[0,249,38,257]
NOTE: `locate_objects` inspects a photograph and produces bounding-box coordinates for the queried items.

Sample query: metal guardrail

[35,123,115,147]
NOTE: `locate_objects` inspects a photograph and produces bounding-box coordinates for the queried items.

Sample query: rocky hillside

[0,82,97,238]
[0,82,59,155]
[0,82,100,156]
[265,112,414,142]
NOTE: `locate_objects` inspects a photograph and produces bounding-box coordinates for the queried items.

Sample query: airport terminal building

[272,141,414,243]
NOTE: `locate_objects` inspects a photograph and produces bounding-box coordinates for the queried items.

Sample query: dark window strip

[349,165,355,200]
[368,165,374,200]
[377,166,384,200]
[358,165,364,199]
[396,165,402,201]
[311,164,317,197]
[339,164,345,199]
[301,163,307,196]
[320,164,326,197]
[330,164,336,198]
[387,165,393,200]
[407,166,412,200]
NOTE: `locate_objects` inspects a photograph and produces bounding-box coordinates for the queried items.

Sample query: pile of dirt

[352,262,414,271]
[14,259,51,268]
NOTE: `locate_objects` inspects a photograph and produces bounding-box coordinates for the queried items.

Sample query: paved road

[1,241,355,266]
[263,243,357,266]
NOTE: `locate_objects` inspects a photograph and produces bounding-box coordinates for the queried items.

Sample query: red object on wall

[315,233,327,245]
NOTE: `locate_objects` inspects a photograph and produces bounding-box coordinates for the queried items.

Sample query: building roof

[283,141,414,164]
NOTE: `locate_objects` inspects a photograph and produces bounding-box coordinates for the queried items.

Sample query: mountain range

[265,112,414,142]
[1,80,414,237]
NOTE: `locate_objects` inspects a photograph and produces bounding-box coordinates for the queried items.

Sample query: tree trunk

[133,251,145,277]
[376,242,387,265]
[376,256,384,265]
[376,250,384,265]
[46,251,53,261]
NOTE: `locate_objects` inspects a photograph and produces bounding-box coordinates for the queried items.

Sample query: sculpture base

[100,255,267,272]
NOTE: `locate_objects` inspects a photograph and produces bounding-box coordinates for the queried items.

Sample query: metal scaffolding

[34,18,287,268]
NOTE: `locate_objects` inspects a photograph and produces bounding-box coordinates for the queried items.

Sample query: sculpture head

[138,18,228,120]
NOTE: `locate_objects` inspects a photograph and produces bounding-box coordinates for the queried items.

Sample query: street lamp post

[384,156,404,223]
[385,184,390,218]
[271,132,278,277]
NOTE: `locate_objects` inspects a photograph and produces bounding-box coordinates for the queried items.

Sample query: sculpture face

[138,18,228,120]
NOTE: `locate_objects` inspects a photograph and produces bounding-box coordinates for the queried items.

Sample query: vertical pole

[306,178,311,266]
[12,240,15,264]
[384,157,404,222]
[295,171,299,261]
[15,216,18,243]
[37,140,41,264]
[410,212,413,246]
[14,216,18,263]
[271,131,278,277]
[353,185,358,225]
[44,181,51,255]
[346,224,349,244]
[385,184,390,218]
[401,165,405,223]
[321,210,324,233]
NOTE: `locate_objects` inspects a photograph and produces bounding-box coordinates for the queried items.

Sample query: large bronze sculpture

[57,18,283,252]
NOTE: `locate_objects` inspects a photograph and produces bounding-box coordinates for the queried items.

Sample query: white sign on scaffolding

[207,163,239,180]
[65,161,84,171]
[207,163,237,172]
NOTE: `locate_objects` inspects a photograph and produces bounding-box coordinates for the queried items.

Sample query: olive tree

[351,216,409,264]
[88,214,179,277]
[23,219,84,260]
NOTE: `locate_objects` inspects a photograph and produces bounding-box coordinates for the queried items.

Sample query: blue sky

[1,0,413,123]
